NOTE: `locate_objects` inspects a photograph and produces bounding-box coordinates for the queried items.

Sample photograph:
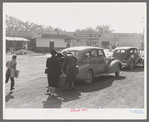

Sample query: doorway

[49,42,54,51]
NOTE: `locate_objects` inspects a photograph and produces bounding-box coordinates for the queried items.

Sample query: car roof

[114,46,139,50]
[62,46,103,51]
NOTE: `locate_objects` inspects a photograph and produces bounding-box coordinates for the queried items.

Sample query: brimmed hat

[12,55,17,58]
[50,49,57,54]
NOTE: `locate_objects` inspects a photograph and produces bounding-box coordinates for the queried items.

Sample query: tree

[75,25,114,33]
[6,15,54,32]
[75,27,95,33]
[96,25,114,33]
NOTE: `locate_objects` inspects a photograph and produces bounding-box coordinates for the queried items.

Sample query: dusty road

[5,54,144,108]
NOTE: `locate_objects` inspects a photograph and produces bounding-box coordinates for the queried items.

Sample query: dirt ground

[5,54,144,108]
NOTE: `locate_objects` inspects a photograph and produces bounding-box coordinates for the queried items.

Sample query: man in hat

[6,55,17,90]
[46,49,61,96]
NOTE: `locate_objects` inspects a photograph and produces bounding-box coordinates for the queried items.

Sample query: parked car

[15,50,27,55]
[112,47,144,69]
[61,46,122,84]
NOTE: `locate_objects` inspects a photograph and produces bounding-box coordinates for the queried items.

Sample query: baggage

[59,74,66,87]
[45,68,48,74]
[14,70,20,78]
[76,66,79,74]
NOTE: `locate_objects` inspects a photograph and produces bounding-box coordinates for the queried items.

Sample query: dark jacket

[46,56,61,87]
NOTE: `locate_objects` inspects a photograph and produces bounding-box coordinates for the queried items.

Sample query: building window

[67,43,70,47]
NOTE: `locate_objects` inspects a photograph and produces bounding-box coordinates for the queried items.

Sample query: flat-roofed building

[30,33,75,52]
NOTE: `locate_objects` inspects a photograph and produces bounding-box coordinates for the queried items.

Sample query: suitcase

[59,74,66,87]
[76,66,79,74]
[14,70,20,78]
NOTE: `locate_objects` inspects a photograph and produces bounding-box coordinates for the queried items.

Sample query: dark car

[61,46,122,84]
[112,47,144,69]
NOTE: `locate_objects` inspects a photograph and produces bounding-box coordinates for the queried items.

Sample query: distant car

[112,47,144,69]
[15,50,26,55]
[61,46,122,84]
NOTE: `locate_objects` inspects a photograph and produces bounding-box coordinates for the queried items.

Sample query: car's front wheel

[115,65,120,77]
[84,69,93,84]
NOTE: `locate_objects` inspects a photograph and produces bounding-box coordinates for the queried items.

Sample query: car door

[130,49,139,63]
[89,49,100,75]
[96,49,108,73]
[82,50,98,74]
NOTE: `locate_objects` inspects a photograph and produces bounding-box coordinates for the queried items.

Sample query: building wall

[36,38,72,52]
[36,38,71,47]
[115,34,142,49]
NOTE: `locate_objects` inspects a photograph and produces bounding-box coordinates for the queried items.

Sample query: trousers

[6,70,15,90]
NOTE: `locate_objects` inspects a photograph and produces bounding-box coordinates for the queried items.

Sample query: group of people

[46,49,77,96]
[109,41,119,51]
[5,49,77,97]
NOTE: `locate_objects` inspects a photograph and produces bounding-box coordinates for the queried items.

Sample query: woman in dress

[62,51,77,90]
[6,55,17,91]
[46,50,61,96]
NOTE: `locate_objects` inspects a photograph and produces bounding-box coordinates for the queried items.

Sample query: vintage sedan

[112,47,144,69]
[61,46,122,84]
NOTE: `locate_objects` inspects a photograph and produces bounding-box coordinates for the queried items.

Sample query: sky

[3,3,146,33]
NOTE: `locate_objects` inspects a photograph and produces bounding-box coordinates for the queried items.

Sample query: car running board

[95,73,113,77]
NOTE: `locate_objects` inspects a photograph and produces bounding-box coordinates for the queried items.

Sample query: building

[30,33,75,53]
[67,32,143,49]
[29,31,143,53]
[6,37,29,52]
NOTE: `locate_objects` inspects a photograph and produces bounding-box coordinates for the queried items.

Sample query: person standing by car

[5,55,17,91]
[109,41,112,51]
[62,51,77,91]
[116,41,119,48]
[46,50,61,96]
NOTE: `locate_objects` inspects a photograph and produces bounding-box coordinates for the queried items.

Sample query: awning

[6,37,29,41]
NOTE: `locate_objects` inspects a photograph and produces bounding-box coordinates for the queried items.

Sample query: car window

[98,50,104,56]
[91,50,98,57]
[121,50,125,53]
[61,50,79,57]
[136,49,141,56]
[134,49,137,54]
[85,51,91,58]
[115,49,125,53]
[71,51,79,57]
[130,50,133,54]
[115,49,121,53]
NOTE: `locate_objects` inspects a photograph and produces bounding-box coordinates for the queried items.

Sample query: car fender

[77,64,95,80]
[108,60,121,73]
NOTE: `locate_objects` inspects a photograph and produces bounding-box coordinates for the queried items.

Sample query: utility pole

[142,17,144,52]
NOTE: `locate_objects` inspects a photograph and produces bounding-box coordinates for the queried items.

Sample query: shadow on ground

[43,96,62,108]
[75,75,126,92]
[5,91,14,102]
[122,67,144,72]
[43,75,125,108]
